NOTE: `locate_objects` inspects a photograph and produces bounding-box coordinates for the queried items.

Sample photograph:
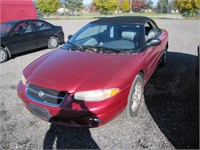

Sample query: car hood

[24,49,141,93]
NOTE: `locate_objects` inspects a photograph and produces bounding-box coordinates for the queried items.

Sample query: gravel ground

[0,19,199,149]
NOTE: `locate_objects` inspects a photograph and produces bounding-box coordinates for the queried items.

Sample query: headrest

[121,31,136,41]
[148,29,156,40]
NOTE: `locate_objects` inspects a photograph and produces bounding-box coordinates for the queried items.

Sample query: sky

[83,0,159,6]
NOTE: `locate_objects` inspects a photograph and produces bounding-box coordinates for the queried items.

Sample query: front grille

[26,84,67,106]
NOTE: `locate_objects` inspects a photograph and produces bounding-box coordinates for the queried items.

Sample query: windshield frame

[62,23,143,54]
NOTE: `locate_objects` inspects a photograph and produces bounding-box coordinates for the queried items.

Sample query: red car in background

[17,16,168,127]
[0,0,37,23]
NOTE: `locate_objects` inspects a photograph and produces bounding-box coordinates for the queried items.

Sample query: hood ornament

[38,91,45,98]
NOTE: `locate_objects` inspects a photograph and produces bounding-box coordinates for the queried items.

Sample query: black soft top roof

[90,16,152,24]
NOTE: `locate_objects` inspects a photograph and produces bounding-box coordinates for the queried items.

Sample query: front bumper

[17,81,130,127]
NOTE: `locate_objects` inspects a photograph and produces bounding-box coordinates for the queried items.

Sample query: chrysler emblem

[38,91,45,98]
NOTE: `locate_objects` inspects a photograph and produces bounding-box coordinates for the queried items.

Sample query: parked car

[17,16,168,127]
[0,19,65,63]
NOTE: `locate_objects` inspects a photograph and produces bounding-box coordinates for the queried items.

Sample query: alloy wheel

[50,37,58,48]
[131,81,142,112]
[0,50,6,62]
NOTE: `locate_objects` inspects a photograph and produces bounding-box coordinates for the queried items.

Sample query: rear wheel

[160,48,167,66]
[124,74,144,118]
[0,48,8,63]
[48,36,58,49]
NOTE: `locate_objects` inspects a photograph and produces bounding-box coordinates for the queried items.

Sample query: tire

[0,48,8,63]
[160,48,167,66]
[48,36,58,49]
[124,73,144,118]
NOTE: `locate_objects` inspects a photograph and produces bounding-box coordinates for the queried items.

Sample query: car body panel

[24,49,141,92]
[17,80,130,127]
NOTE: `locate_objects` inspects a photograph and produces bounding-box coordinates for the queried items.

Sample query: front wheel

[124,74,144,118]
[0,48,8,63]
[48,36,58,49]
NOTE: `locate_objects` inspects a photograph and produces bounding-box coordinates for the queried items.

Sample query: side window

[13,22,31,34]
[32,21,51,31]
[150,22,160,36]
[145,21,160,42]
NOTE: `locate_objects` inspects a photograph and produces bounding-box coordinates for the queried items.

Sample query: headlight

[74,88,120,102]
[21,74,27,85]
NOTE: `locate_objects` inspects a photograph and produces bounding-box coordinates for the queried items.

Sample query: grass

[45,12,166,19]
[44,12,200,20]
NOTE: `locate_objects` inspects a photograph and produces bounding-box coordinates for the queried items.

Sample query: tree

[132,0,145,12]
[156,0,169,13]
[175,0,200,18]
[93,0,118,15]
[37,0,60,16]
[144,0,153,10]
[169,0,177,12]
[115,0,122,12]
[122,0,130,12]
[66,0,83,15]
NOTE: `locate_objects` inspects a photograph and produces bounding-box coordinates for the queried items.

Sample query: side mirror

[68,35,73,40]
[146,39,161,47]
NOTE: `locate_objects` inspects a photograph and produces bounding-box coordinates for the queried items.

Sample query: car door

[7,21,36,54]
[143,21,162,80]
[31,20,53,48]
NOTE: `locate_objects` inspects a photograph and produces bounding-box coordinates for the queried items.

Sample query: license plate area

[28,104,52,121]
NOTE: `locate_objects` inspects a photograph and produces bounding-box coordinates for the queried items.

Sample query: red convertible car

[17,16,168,127]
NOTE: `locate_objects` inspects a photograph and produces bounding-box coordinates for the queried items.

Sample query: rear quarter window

[32,21,51,31]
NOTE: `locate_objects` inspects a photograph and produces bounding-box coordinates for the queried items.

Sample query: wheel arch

[49,34,58,39]
[138,70,145,83]
[138,70,144,78]
[1,45,11,58]
[128,70,145,98]
[47,35,58,43]
[125,71,144,118]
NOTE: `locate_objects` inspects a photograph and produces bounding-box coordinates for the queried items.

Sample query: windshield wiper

[66,42,84,51]
[95,46,126,54]
[81,45,99,52]
[65,43,134,54]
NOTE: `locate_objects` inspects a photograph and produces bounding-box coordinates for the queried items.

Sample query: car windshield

[0,22,16,37]
[62,23,142,54]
